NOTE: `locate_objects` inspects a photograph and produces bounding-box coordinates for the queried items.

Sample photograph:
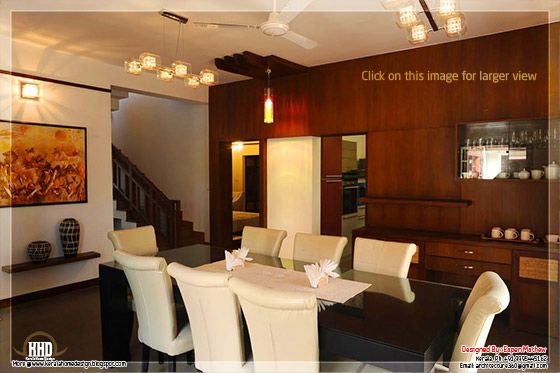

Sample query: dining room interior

[1,0,559,372]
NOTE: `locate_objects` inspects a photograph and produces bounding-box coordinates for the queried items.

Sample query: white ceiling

[10,2,557,83]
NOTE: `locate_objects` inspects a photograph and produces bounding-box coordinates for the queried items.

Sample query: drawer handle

[463,250,474,255]
[463,265,474,270]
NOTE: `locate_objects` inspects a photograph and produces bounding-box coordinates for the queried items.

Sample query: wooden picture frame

[0,119,87,208]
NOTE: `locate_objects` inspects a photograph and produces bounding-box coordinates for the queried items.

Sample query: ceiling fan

[192,0,318,50]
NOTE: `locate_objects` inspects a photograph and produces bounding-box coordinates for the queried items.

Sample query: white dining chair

[107,225,158,256]
[439,271,510,373]
[229,277,319,373]
[112,250,193,372]
[240,226,287,257]
[293,233,348,265]
[353,238,417,278]
[167,263,252,372]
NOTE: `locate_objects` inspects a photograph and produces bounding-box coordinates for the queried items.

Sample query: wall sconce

[20,82,40,100]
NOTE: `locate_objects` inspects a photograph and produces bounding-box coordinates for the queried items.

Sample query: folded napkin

[304,259,340,288]
[225,247,253,271]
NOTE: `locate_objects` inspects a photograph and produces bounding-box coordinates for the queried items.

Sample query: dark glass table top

[101,244,470,358]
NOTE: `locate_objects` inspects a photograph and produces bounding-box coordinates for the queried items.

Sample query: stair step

[180,220,194,231]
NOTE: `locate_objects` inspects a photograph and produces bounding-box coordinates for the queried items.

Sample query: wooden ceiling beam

[214,51,308,80]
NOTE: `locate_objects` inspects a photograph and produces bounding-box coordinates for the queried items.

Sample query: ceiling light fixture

[408,22,429,44]
[437,0,459,18]
[264,68,274,124]
[396,4,419,28]
[232,141,244,151]
[124,10,219,89]
[443,13,467,37]
[381,0,466,46]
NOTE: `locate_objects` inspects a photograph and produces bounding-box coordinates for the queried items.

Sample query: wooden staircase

[112,145,205,249]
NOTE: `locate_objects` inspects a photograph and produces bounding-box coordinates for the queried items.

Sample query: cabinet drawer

[426,242,511,264]
[519,257,558,282]
[426,256,511,280]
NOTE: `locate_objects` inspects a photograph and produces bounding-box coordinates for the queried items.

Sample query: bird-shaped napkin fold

[304,259,340,288]
[225,247,253,271]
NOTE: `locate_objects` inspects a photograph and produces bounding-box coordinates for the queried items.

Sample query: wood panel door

[321,136,343,235]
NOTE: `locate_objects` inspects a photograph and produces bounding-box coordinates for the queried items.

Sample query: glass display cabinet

[457,118,551,180]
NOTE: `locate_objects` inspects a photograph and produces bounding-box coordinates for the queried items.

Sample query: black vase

[27,241,52,263]
[59,218,80,257]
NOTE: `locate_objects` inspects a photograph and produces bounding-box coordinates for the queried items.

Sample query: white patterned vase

[59,218,80,257]
[27,241,52,262]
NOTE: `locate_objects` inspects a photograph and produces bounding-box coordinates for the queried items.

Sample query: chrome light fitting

[124,10,219,88]
[381,0,467,45]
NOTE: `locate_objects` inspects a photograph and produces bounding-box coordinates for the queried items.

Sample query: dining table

[99,244,470,372]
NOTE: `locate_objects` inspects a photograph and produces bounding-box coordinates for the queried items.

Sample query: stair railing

[111,145,181,248]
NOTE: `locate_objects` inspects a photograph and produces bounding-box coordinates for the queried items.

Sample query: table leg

[99,264,133,361]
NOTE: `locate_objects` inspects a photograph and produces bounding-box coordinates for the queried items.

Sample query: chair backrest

[229,277,319,373]
[241,226,287,257]
[167,263,246,372]
[353,238,417,278]
[450,271,510,372]
[113,250,177,352]
[108,225,158,256]
[292,233,347,265]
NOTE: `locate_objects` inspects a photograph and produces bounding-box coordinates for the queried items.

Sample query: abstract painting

[0,120,87,207]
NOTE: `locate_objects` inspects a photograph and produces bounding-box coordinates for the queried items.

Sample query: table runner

[197,260,371,304]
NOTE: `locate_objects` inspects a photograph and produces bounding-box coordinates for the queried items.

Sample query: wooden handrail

[111,145,181,248]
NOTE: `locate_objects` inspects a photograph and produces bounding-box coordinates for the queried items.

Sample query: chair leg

[168,354,176,372]
[158,351,164,364]
[141,344,150,372]
[186,349,195,365]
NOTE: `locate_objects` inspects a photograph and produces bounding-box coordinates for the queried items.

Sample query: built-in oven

[342,177,359,215]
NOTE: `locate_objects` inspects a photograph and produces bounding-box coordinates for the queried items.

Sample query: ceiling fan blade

[193,21,259,30]
[275,0,313,24]
[282,30,318,49]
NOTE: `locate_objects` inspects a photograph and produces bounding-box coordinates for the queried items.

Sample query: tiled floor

[0,285,558,372]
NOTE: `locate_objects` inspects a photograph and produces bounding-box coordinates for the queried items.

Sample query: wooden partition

[210,23,550,247]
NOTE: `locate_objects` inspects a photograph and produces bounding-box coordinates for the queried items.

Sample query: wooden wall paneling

[459,180,548,236]
[367,127,460,197]
[459,23,548,122]
[321,136,343,235]
[209,85,234,248]
[259,138,267,228]
[209,23,551,247]
[208,140,233,248]
[267,73,311,138]
[551,23,559,118]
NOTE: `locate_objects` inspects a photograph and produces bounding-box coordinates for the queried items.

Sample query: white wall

[267,137,321,259]
[0,10,209,299]
[1,78,113,299]
[111,93,209,239]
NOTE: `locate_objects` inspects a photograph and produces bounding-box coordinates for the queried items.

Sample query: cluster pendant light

[381,0,466,45]
[124,11,218,89]
[264,68,274,124]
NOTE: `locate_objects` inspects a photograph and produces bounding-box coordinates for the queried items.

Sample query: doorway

[231,141,261,246]
[321,134,367,259]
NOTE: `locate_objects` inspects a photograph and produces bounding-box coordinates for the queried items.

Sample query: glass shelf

[457,118,555,180]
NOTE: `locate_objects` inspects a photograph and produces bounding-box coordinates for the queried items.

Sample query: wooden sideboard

[353,226,559,336]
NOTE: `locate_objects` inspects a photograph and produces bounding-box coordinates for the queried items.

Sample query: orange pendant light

[264,68,274,124]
